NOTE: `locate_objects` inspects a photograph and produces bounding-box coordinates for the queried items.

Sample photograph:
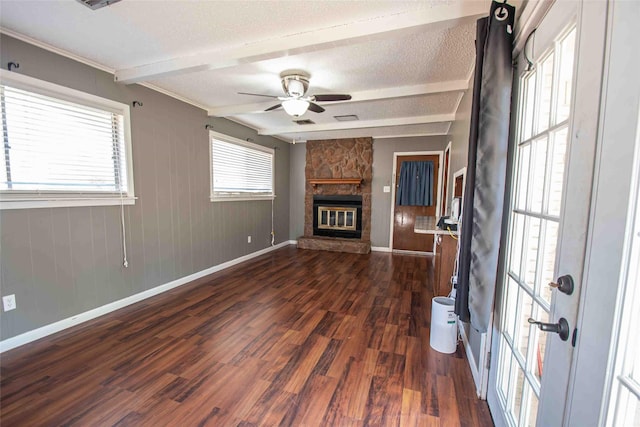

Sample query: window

[209,131,274,201]
[0,70,134,209]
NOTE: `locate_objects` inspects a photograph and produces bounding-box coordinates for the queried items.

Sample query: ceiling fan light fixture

[282,99,310,117]
[286,79,306,97]
[281,73,310,97]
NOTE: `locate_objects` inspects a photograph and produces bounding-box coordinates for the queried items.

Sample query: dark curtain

[396,161,434,206]
[455,1,515,332]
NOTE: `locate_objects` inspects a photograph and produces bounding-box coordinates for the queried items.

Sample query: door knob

[528,317,570,341]
[548,274,574,295]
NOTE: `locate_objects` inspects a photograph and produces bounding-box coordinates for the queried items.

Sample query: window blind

[210,136,273,199]
[1,85,128,193]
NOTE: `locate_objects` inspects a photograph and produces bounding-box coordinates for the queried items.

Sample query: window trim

[0,70,135,210]
[209,130,275,202]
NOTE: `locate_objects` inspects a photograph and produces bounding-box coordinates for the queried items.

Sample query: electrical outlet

[247,235,252,243]
[3,294,16,312]
[383,185,391,193]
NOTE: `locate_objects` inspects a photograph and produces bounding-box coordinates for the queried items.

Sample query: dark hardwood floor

[0,246,493,426]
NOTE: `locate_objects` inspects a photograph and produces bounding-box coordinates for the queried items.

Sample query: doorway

[390,152,442,252]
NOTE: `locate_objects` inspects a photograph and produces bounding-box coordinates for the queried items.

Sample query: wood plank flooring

[0,247,493,426]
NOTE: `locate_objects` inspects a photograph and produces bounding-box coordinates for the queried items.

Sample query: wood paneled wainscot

[413,216,459,296]
[434,234,458,297]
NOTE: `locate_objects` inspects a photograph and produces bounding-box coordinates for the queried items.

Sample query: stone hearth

[299,137,372,253]
[297,236,370,254]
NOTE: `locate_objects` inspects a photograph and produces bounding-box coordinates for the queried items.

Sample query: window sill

[211,195,276,202]
[0,196,137,210]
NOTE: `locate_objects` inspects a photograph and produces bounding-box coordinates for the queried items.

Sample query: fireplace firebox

[313,195,362,239]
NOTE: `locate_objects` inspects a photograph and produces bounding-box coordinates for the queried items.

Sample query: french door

[564,1,640,424]
[487,1,608,425]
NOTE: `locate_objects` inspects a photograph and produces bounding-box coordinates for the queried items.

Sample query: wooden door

[392,154,439,252]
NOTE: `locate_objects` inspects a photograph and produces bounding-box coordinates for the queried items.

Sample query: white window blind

[210,132,274,201]
[1,85,128,194]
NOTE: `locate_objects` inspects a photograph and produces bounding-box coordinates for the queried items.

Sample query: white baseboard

[371,246,392,252]
[459,319,482,397]
[0,241,295,353]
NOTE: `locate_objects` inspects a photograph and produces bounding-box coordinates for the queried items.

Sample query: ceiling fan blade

[265,103,282,112]
[307,102,325,113]
[312,94,352,102]
[238,92,280,99]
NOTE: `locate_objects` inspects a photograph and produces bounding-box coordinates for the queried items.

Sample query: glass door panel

[606,115,640,426]
[494,26,577,426]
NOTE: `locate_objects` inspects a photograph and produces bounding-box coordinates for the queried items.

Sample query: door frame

[453,163,493,397]
[388,150,443,252]
[487,0,610,425]
[453,167,467,202]
[442,141,452,216]
[564,1,640,424]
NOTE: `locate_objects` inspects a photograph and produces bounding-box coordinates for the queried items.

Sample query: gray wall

[371,136,448,248]
[447,84,485,374]
[447,84,473,212]
[0,35,290,341]
[289,143,306,240]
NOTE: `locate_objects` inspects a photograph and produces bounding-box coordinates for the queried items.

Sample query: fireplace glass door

[318,206,357,232]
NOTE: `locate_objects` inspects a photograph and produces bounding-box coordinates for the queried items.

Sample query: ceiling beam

[114,2,488,84]
[257,114,455,136]
[207,80,469,117]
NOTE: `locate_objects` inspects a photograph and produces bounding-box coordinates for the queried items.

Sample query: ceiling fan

[239,72,352,117]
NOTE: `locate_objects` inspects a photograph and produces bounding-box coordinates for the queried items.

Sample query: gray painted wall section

[0,35,290,341]
[447,85,473,212]
[289,143,306,240]
[371,136,448,248]
[447,84,484,374]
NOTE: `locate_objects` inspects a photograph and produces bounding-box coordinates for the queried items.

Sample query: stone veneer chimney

[297,137,372,254]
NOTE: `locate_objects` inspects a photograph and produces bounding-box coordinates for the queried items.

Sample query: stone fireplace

[297,137,372,254]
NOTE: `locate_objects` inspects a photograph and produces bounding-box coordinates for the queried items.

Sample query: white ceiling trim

[114,2,488,84]
[141,82,210,112]
[207,80,469,117]
[445,121,453,135]
[0,27,212,112]
[0,27,114,74]
[258,114,456,136]
[451,91,466,119]
[374,132,450,139]
[222,117,291,144]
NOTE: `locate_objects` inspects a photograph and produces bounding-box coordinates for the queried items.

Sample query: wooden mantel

[308,178,362,188]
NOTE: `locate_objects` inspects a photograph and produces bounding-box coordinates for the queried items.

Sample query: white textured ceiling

[0,0,493,142]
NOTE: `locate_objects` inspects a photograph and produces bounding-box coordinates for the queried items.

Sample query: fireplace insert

[313,195,362,239]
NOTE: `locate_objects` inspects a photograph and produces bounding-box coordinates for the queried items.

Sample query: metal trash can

[430,297,457,354]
